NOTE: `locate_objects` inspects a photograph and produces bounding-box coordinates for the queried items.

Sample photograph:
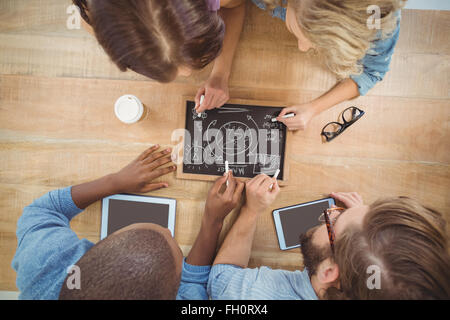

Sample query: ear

[316,258,339,285]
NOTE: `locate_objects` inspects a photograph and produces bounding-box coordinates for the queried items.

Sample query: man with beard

[207,181,450,300]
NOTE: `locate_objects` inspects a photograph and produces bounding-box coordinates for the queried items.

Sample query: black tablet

[100,194,176,240]
[272,197,335,250]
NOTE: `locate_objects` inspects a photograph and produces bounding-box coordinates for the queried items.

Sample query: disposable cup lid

[114,95,144,124]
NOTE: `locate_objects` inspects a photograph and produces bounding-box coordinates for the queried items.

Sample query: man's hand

[204,171,244,224]
[330,192,364,208]
[194,74,230,113]
[112,145,176,194]
[243,174,280,215]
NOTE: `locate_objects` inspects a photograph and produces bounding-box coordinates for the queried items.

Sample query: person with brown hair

[208,188,450,300]
[12,145,245,299]
[73,0,245,90]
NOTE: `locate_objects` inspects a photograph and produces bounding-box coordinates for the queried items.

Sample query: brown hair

[73,0,225,82]
[327,197,450,300]
[59,228,179,300]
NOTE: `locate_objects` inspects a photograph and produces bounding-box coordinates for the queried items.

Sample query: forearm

[310,78,360,116]
[186,216,223,266]
[213,206,258,268]
[71,174,119,209]
[211,3,246,78]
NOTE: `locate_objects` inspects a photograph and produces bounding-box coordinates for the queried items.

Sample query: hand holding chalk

[269,169,280,190]
[244,174,280,215]
[272,113,295,122]
[196,95,205,118]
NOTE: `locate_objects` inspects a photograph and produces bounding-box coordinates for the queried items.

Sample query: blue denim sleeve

[11,187,94,300]
[350,13,401,96]
[176,258,211,300]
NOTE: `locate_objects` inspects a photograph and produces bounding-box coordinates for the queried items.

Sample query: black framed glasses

[321,106,365,142]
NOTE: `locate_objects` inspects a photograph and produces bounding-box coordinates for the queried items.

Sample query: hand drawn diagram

[183,101,286,179]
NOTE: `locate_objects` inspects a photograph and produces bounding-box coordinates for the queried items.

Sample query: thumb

[195,87,206,108]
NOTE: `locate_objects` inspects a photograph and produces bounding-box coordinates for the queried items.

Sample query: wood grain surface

[0,0,449,291]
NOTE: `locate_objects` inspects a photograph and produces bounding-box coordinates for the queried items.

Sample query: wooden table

[1,0,449,291]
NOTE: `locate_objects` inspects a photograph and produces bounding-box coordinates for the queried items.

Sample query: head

[266,0,405,78]
[73,0,225,82]
[59,223,184,300]
[300,197,450,300]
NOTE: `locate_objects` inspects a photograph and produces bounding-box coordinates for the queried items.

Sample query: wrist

[107,173,124,194]
[241,205,260,219]
[202,213,224,231]
[210,66,231,81]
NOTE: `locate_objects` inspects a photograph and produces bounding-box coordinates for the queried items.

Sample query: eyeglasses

[318,207,345,253]
[321,106,365,142]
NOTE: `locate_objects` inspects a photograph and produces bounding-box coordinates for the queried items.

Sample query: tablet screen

[107,199,170,235]
[278,200,331,248]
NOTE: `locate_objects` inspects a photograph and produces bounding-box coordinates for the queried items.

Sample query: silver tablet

[272,197,335,250]
[101,194,176,240]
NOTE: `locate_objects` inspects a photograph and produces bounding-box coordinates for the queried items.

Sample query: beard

[299,226,333,278]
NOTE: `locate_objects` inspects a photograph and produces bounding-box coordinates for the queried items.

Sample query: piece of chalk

[225,160,229,186]
[271,113,295,122]
[197,95,205,117]
[269,169,280,190]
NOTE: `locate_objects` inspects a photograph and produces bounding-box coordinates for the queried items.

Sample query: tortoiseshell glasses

[318,207,345,253]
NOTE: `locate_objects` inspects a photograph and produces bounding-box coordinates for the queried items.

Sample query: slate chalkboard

[180,100,288,181]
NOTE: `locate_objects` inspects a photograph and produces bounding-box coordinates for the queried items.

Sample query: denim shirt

[11,187,210,300]
[251,0,401,96]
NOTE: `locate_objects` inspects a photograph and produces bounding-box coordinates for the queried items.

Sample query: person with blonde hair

[197,0,406,132]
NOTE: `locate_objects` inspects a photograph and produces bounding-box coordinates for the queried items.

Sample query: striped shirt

[208,264,318,300]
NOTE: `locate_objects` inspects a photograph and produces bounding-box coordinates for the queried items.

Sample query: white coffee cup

[114,94,144,124]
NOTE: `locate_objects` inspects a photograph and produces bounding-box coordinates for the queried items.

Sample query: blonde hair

[262,0,406,79]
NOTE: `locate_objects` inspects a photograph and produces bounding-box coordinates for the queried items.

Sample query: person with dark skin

[12,145,244,299]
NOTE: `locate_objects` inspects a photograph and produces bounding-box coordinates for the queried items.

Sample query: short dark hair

[59,228,179,300]
[73,0,225,82]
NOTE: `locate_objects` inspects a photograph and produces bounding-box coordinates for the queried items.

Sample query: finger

[256,174,271,187]
[197,90,213,113]
[146,155,173,171]
[143,148,172,165]
[261,176,275,191]
[330,192,354,208]
[205,93,220,110]
[232,179,245,203]
[278,117,298,128]
[211,174,228,194]
[147,165,177,180]
[195,87,205,108]
[270,179,280,194]
[137,144,160,161]
[142,182,169,193]
[277,106,297,119]
[218,95,229,108]
[223,171,236,197]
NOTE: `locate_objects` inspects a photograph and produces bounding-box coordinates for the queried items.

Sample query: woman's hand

[195,74,230,113]
[243,174,280,215]
[330,192,364,208]
[204,171,245,224]
[112,145,177,194]
[276,103,317,131]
